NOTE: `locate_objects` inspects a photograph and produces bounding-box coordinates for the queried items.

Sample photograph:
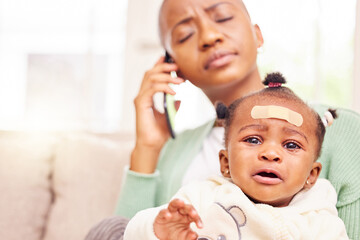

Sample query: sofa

[0,130,134,240]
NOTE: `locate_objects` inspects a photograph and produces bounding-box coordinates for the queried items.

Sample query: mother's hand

[130,56,184,174]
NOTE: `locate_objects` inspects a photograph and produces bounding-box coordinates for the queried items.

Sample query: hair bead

[322,109,338,127]
[216,102,228,120]
[268,82,282,88]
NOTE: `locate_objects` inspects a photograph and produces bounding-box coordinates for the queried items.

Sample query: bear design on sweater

[196,202,247,240]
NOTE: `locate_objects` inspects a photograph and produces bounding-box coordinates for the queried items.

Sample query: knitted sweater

[124,177,349,240]
[115,104,360,240]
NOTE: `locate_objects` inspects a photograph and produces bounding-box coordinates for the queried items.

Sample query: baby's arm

[154,199,203,240]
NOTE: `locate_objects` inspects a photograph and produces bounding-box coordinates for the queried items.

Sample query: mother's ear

[165,52,186,79]
[219,149,230,177]
[254,24,264,49]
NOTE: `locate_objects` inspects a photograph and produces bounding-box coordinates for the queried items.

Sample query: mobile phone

[164,52,177,139]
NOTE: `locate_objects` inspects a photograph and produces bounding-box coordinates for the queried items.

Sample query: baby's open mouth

[257,172,279,178]
[253,170,283,184]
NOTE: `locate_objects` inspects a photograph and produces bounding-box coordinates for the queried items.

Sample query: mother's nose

[198,21,224,50]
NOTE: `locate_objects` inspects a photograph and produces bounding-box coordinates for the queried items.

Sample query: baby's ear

[305,162,322,189]
[219,149,230,177]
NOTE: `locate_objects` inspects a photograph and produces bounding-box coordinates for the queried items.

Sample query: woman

[87,0,360,239]
[118,0,263,211]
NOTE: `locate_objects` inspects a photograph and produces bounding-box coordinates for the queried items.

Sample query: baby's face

[221,97,320,207]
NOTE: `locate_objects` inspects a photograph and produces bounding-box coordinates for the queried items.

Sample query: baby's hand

[154,199,203,240]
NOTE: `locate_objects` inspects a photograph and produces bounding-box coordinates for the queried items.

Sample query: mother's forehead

[158,0,247,45]
[160,0,245,17]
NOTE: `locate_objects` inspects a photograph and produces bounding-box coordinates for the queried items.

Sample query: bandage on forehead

[251,105,303,127]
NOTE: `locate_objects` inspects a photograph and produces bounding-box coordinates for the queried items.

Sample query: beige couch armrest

[43,132,134,240]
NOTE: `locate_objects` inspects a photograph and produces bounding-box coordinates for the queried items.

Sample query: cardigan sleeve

[337,198,360,240]
[114,166,160,218]
[115,120,215,219]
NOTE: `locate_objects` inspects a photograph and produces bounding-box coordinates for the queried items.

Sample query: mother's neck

[205,70,264,106]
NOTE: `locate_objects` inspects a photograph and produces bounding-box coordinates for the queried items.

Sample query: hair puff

[215,102,228,120]
[262,72,287,86]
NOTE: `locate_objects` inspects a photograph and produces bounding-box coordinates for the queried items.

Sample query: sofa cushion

[0,132,56,240]
[43,132,133,240]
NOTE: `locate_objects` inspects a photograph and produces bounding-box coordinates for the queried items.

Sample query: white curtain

[0,0,357,133]
[0,0,128,132]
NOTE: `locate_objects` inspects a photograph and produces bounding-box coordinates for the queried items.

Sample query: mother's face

[159,0,263,90]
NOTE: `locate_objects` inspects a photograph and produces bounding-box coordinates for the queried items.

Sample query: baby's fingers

[157,208,172,222]
[183,205,203,229]
[168,199,203,229]
[168,199,185,212]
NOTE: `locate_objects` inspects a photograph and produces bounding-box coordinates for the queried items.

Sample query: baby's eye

[284,142,301,150]
[244,137,261,145]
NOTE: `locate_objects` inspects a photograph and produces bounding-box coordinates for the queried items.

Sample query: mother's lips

[204,50,236,70]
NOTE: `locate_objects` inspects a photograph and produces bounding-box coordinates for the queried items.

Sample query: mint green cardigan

[115,104,360,239]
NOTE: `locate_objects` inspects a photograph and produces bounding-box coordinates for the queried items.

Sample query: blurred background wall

[0,0,359,134]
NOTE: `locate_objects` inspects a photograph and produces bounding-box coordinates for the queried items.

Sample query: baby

[124,73,349,240]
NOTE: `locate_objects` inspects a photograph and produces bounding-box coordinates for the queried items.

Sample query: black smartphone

[164,52,176,139]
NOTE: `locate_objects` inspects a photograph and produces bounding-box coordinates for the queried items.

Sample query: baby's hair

[216,72,337,159]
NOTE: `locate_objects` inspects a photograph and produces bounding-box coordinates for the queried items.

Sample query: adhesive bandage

[251,105,303,127]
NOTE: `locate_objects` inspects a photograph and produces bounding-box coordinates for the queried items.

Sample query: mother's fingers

[136,83,176,109]
[153,55,177,70]
[143,61,178,81]
[140,72,184,93]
